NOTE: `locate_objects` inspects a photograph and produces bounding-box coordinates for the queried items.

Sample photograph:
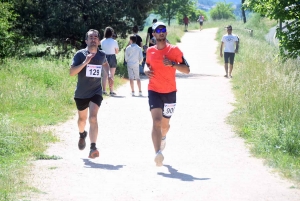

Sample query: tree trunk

[242,0,246,23]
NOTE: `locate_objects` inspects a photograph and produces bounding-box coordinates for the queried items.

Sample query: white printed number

[163,103,176,117]
[86,64,102,78]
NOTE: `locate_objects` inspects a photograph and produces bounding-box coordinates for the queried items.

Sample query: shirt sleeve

[71,51,84,66]
[173,46,183,63]
[114,40,119,50]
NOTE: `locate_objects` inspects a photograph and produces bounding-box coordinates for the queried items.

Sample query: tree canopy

[2,0,168,55]
[154,0,197,26]
[244,0,300,59]
[210,2,235,20]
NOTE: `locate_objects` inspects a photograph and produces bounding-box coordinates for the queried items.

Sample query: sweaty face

[86,31,100,47]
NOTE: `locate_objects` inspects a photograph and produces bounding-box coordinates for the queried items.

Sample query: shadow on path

[157,165,210,182]
[82,159,125,170]
[176,73,220,79]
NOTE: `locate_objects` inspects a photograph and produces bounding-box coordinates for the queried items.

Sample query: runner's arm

[70,53,95,76]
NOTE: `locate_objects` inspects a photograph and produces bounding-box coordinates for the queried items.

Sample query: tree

[241,0,246,23]
[154,0,197,26]
[8,0,168,51]
[210,2,235,20]
[0,2,18,58]
[244,0,300,59]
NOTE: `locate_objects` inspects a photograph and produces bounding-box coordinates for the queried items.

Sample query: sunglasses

[155,27,167,33]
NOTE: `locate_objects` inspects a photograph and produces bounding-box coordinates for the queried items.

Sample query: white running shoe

[132,92,135,96]
[160,137,166,151]
[154,151,164,167]
[139,91,142,96]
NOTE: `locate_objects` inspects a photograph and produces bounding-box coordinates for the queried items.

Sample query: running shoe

[89,148,99,159]
[154,151,164,167]
[78,131,87,150]
[110,91,116,96]
[132,91,135,96]
[139,91,142,96]
[160,137,166,151]
[102,91,108,95]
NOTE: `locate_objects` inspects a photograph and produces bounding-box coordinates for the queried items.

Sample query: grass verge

[214,14,300,184]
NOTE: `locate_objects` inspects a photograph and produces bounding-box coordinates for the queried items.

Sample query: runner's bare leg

[151,108,163,153]
[88,102,99,143]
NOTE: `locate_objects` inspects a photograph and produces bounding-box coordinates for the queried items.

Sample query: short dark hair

[130,35,137,43]
[227,25,232,30]
[153,19,157,23]
[104,26,114,38]
[85,29,100,40]
[132,25,139,33]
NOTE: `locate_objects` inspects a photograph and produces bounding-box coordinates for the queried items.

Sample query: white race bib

[86,64,102,78]
[163,103,176,117]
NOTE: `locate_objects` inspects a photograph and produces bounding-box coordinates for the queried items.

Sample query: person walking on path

[197,15,205,30]
[183,15,189,31]
[69,29,109,159]
[101,26,119,96]
[220,25,239,78]
[144,22,190,167]
[125,35,143,96]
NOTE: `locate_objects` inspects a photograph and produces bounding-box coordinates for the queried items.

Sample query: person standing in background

[220,25,239,78]
[70,29,110,159]
[183,15,189,31]
[101,26,119,96]
[125,35,143,96]
[145,19,157,48]
[126,25,144,75]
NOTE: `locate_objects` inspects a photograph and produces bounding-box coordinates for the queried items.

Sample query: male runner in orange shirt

[144,22,190,167]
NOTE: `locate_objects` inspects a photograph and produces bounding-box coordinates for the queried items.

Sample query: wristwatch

[171,61,176,67]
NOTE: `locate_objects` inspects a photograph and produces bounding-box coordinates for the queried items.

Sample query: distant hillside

[198,0,241,10]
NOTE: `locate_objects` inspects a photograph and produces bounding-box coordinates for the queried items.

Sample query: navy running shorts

[74,94,103,111]
[148,90,177,119]
[106,54,117,68]
[224,52,235,65]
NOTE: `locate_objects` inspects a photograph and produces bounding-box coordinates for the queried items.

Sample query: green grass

[1,14,300,200]
[0,53,126,200]
[214,14,300,183]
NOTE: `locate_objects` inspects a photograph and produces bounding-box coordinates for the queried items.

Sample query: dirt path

[28,28,300,201]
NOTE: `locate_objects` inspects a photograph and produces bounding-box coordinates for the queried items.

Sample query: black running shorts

[74,94,103,111]
[224,52,235,65]
[148,90,176,119]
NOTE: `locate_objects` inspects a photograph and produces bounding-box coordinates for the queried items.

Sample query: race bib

[86,64,102,78]
[163,103,176,117]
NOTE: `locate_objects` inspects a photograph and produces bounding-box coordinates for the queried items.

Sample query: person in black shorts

[220,25,239,78]
[70,29,110,159]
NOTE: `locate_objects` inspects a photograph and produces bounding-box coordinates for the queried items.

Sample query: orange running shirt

[146,44,183,93]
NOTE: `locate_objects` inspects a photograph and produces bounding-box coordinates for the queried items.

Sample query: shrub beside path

[28,28,300,201]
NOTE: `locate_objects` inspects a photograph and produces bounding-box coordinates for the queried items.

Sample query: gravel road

[27,28,300,201]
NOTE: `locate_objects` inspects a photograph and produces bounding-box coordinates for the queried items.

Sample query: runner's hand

[144,69,154,78]
[163,56,173,67]
[85,53,95,63]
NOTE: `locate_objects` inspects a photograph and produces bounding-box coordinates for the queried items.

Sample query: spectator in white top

[220,25,239,78]
[100,27,119,96]
[125,35,143,96]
